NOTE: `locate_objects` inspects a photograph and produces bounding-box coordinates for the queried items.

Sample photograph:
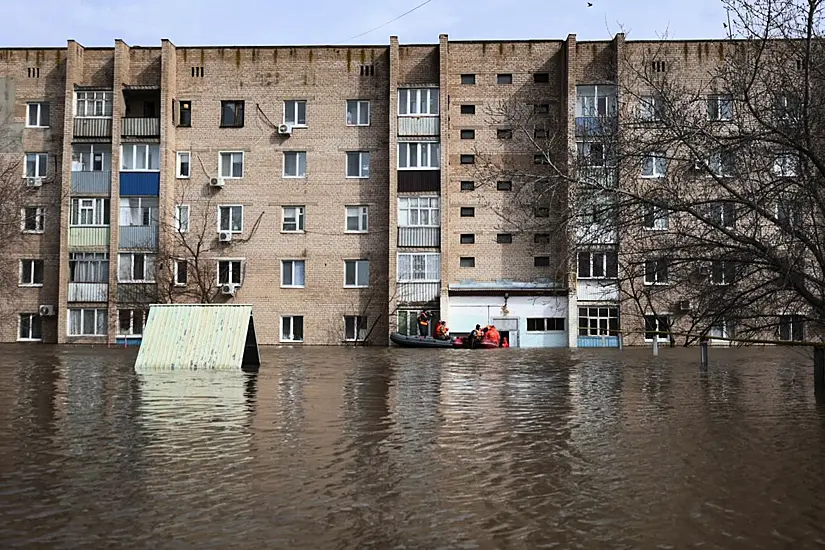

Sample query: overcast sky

[4,0,730,47]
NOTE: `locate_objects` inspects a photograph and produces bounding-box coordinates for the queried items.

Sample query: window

[535,104,551,114]
[460,207,475,217]
[344,315,368,341]
[460,234,475,244]
[711,260,735,285]
[218,205,243,233]
[497,129,513,139]
[578,307,619,336]
[68,308,107,336]
[710,201,735,228]
[460,154,475,164]
[119,197,158,227]
[460,104,476,115]
[709,320,734,341]
[346,151,370,178]
[397,253,440,281]
[220,100,244,127]
[576,85,618,117]
[71,144,110,172]
[26,102,49,127]
[174,205,189,233]
[707,151,734,177]
[217,260,243,285]
[577,142,607,166]
[18,313,42,341]
[643,204,669,230]
[281,316,304,342]
[19,259,44,286]
[118,253,155,282]
[777,199,803,228]
[219,151,244,178]
[461,74,476,85]
[707,94,733,121]
[174,259,188,286]
[644,315,670,341]
[397,309,440,336]
[178,100,191,126]
[641,152,667,177]
[460,257,476,268]
[398,88,439,116]
[533,153,549,165]
[497,233,513,244]
[69,253,108,283]
[644,258,669,285]
[397,142,440,169]
[638,95,661,121]
[344,260,369,287]
[527,318,564,331]
[534,207,550,218]
[176,151,191,178]
[497,73,513,84]
[346,100,370,126]
[497,181,512,191]
[534,256,550,267]
[118,309,147,337]
[75,91,113,117]
[779,314,805,341]
[460,181,475,191]
[282,206,305,232]
[534,128,549,139]
[534,233,550,244]
[121,144,160,171]
[773,153,798,177]
[21,207,45,233]
[460,129,475,139]
[281,260,306,288]
[70,198,109,226]
[578,250,618,279]
[346,205,369,232]
[284,100,307,127]
[283,151,307,178]
[533,72,550,83]
[25,153,48,178]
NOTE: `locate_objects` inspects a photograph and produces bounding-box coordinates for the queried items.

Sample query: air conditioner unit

[220,283,238,296]
[25,177,43,188]
[219,231,232,243]
[278,124,292,136]
[210,177,225,188]
[39,305,56,316]
[678,300,693,312]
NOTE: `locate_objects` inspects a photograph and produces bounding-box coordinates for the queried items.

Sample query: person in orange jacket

[486,325,501,346]
[502,337,509,348]
[434,320,450,340]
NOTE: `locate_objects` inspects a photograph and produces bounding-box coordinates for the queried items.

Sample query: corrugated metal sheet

[398,116,440,136]
[119,225,158,249]
[398,170,440,192]
[69,227,110,248]
[577,336,620,348]
[397,282,440,303]
[135,304,260,371]
[73,118,112,138]
[398,226,440,247]
[71,171,111,194]
[121,117,160,137]
[120,172,160,195]
[576,280,619,301]
[68,282,108,302]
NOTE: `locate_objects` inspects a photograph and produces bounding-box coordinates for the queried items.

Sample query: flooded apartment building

[0,33,764,347]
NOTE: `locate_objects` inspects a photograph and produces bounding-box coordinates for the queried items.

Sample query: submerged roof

[135,304,260,371]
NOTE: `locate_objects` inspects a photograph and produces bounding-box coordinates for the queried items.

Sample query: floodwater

[1,345,824,549]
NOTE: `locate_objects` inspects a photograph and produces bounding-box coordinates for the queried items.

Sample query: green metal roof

[135,304,260,371]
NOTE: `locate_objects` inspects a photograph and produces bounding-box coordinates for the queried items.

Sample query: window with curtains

[69,253,109,283]
[71,144,110,172]
[68,308,107,336]
[119,197,158,226]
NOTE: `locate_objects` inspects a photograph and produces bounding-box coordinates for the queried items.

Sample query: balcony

[575,116,617,137]
[69,227,110,248]
[119,225,158,249]
[398,227,440,247]
[121,117,160,137]
[71,171,111,195]
[398,170,440,193]
[396,282,440,303]
[73,118,112,138]
[68,283,108,302]
[398,116,440,137]
[117,283,157,303]
[576,280,619,301]
[120,172,160,196]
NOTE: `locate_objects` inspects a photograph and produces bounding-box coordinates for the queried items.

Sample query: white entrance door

[492,317,519,348]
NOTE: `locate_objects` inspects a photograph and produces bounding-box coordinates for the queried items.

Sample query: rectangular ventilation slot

[191,66,204,77]
[27,67,40,78]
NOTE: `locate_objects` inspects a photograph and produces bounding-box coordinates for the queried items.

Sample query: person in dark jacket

[467,324,481,348]
[417,310,431,337]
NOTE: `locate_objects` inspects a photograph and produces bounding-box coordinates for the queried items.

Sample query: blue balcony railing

[120,172,160,196]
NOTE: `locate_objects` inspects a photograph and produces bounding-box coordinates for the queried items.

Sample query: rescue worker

[434,320,450,340]
[502,337,509,348]
[486,325,501,347]
[417,309,431,337]
[468,324,481,348]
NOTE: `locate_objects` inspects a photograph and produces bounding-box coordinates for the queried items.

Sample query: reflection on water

[1,345,825,548]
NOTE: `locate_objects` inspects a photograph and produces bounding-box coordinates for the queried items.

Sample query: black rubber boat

[390,332,458,348]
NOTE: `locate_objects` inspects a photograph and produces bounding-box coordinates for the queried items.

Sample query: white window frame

[638,95,660,121]
[643,204,669,230]
[345,205,369,233]
[578,306,619,337]
[216,259,244,285]
[117,309,148,338]
[644,314,671,342]
[70,198,109,227]
[577,250,618,279]
[779,314,805,341]
[397,253,441,282]
[344,315,369,341]
[397,142,440,170]
[644,258,669,285]
[284,100,307,127]
[281,206,305,233]
[710,201,736,229]
[398,88,439,116]
[218,151,244,179]
[67,308,108,337]
[173,259,188,286]
[117,253,156,283]
[69,252,109,283]
[526,317,566,332]
[26,102,49,128]
[344,259,370,288]
[575,85,618,117]
[346,151,371,178]
[21,207,45,233]
[280,315,304,342]
[176,151,191,178]
[281,259,306,288]
[641,152,667,178]
[346,100,370,126]
[18,313,43,342]
[74,91,113,118]
[710,260,733,286]
[120,144,160,172]
[217,205,244,234]
[19,259,44,287]
[283,151,307,178]
[119,197,158,227]
[707,94,733,121]
[174,204,190,233]
[71,144,110,172]
[24,153,48,178]
[706,151,735,177]
[398,196,440,227]
[773,153,798,177]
